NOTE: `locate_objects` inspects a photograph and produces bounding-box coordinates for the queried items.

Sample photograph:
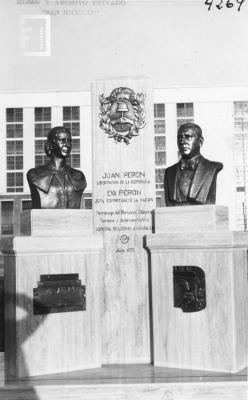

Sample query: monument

[27,126,87,209]
[1,89,247,385]
[92,80,155,363]
[164,123,223,206]
[146,123,248,372]
[1,126,103,378]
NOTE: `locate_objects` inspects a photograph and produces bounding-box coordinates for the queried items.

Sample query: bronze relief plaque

[33,274,86,315]
[173,266,206,313]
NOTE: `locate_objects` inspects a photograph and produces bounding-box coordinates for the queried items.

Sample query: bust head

[45,126,72,159]
[177,123,204,159]
[27,125,86,209]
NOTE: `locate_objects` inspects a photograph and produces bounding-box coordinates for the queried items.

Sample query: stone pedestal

[1,210,103,378]
[146,205,248,373]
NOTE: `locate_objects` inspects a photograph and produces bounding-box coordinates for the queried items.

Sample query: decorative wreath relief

[99,87,146,144]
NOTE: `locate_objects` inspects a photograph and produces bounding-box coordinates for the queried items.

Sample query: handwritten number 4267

[205,0,246,11]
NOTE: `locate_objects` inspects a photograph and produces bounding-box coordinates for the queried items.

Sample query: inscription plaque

[173,266,206,312]
[33,274,86,315]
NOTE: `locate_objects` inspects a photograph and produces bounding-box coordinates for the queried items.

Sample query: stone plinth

[146,205,248,373]
[21,209,93,236]
[155,205,229,233]
[1,210,103,378]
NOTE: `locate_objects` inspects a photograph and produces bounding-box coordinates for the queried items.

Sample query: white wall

[1,1,248,92]
[194,101,236,227]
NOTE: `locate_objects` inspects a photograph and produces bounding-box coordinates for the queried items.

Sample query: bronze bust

[164,123,223,206]
[27,126,86,209]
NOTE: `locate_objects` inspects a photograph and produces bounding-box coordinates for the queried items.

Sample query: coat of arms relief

[99,87,146,144]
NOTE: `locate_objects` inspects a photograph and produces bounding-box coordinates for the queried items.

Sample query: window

[155,151,166,165]
[7,156,23,170]
[155,168,165,190]
[63,106,80,122]
[176,102,194,160]
[35,123,51,138]
[6,108,23,123]
[7,173,23,192]
[6,141,23,171]
[1,201,13,235]
[81,193,92,209]
[6,124,23,138]
[63,106,80,168]
[22,200,32,211]
[35,139,46,154]
[154,104,166,207]
[176,103,194,129]
[233,101,248,231]
[7,140,23,154]
[35,107,51,122]
[34,107,51,167]
[6,108,23,192]
[84,198,92,209]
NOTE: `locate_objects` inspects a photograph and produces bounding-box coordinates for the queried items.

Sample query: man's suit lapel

[167,164,179,201]
[189,157,213,202]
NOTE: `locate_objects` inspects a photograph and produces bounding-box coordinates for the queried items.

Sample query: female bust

[27,126,86,209]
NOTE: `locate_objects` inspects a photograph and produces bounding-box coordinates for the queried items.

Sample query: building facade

[0,86,248,235]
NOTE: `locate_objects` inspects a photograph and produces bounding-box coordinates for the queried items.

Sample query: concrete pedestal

[1,210,103,378]
[146,205,248,373]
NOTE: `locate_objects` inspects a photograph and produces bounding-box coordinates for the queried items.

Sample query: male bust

[164,123,223,206]
[27,126,86,209]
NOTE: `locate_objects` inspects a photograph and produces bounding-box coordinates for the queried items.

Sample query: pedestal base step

[0,381,247,400]
[0,354,247,400]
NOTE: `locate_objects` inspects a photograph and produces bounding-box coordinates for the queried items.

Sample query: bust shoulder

[164,162,179,176]
[66,166,87,191]
[27,164,54,193]
[27,165,52,182]
[200,156,223,172]
[165,162,178,170]
[66,166,86,181]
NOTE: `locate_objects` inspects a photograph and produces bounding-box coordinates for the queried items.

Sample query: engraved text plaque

[33,274,86,315]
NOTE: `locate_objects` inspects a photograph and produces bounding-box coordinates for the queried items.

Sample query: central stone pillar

[92,78,155,363]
